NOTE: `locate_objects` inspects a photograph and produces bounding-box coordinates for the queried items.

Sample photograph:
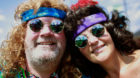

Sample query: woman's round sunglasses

[75,24,105,48]
[28,19,64,33]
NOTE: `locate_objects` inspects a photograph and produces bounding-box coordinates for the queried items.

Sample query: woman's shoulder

[129,49,140,67]
[125,50,140,77]
[132,49,140,58]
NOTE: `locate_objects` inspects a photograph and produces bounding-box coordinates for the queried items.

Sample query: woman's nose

[88,35,98,46]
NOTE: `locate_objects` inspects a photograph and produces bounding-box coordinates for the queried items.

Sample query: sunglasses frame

[75,24,105,48]
[28,19,64,33]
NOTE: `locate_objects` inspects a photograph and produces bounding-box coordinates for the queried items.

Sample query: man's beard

[32,48,59,64]
[25,46,63,71]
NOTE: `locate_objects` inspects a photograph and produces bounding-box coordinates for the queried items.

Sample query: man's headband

[21,7,66,22]
[73,13,107,39]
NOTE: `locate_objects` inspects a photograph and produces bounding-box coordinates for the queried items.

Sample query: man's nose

[40,25,53,37]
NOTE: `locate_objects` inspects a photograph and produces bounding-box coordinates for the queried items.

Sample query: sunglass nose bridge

[40,25,53,37]
[29,19,64,33]
[88,35,98,46]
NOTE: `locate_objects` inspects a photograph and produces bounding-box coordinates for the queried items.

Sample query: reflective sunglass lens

[92,24,104,37]
[29,19,43,32]
[75,35,87,48]
[50,20,64,33]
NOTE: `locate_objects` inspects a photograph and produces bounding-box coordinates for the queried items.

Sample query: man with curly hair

[0,0,71,78]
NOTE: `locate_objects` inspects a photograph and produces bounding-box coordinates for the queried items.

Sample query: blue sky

[0,0,140,44]
[0,0,24,43]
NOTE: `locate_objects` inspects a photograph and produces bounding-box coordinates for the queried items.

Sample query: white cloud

[129,24,140,33]
[128,4,140,21]
[111,0,122,4]
[0,28,3,34]
[0,14,5,21]
[127,1,140,33]
[133,11,140,20]
[106,6,114,12]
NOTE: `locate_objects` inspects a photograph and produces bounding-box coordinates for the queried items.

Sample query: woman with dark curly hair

[64,0,140,78]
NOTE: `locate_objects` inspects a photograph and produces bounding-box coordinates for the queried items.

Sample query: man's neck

[26,60,59,78]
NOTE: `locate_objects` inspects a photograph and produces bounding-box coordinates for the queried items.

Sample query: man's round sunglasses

[28,19,64,33]
[75,24,105,48]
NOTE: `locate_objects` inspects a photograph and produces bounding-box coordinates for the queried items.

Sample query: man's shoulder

[0,70,23,78]
[0,71,3,77]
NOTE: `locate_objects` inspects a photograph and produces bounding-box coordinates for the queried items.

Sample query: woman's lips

[92,44,105,53]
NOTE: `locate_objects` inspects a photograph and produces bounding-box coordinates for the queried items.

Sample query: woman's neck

[100,51,129,78]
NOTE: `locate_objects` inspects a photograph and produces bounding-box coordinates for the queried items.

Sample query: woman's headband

[21,7,66,22]
[73,13,107,39]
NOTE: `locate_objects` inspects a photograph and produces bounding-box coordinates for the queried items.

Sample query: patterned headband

[21,7,66,22]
